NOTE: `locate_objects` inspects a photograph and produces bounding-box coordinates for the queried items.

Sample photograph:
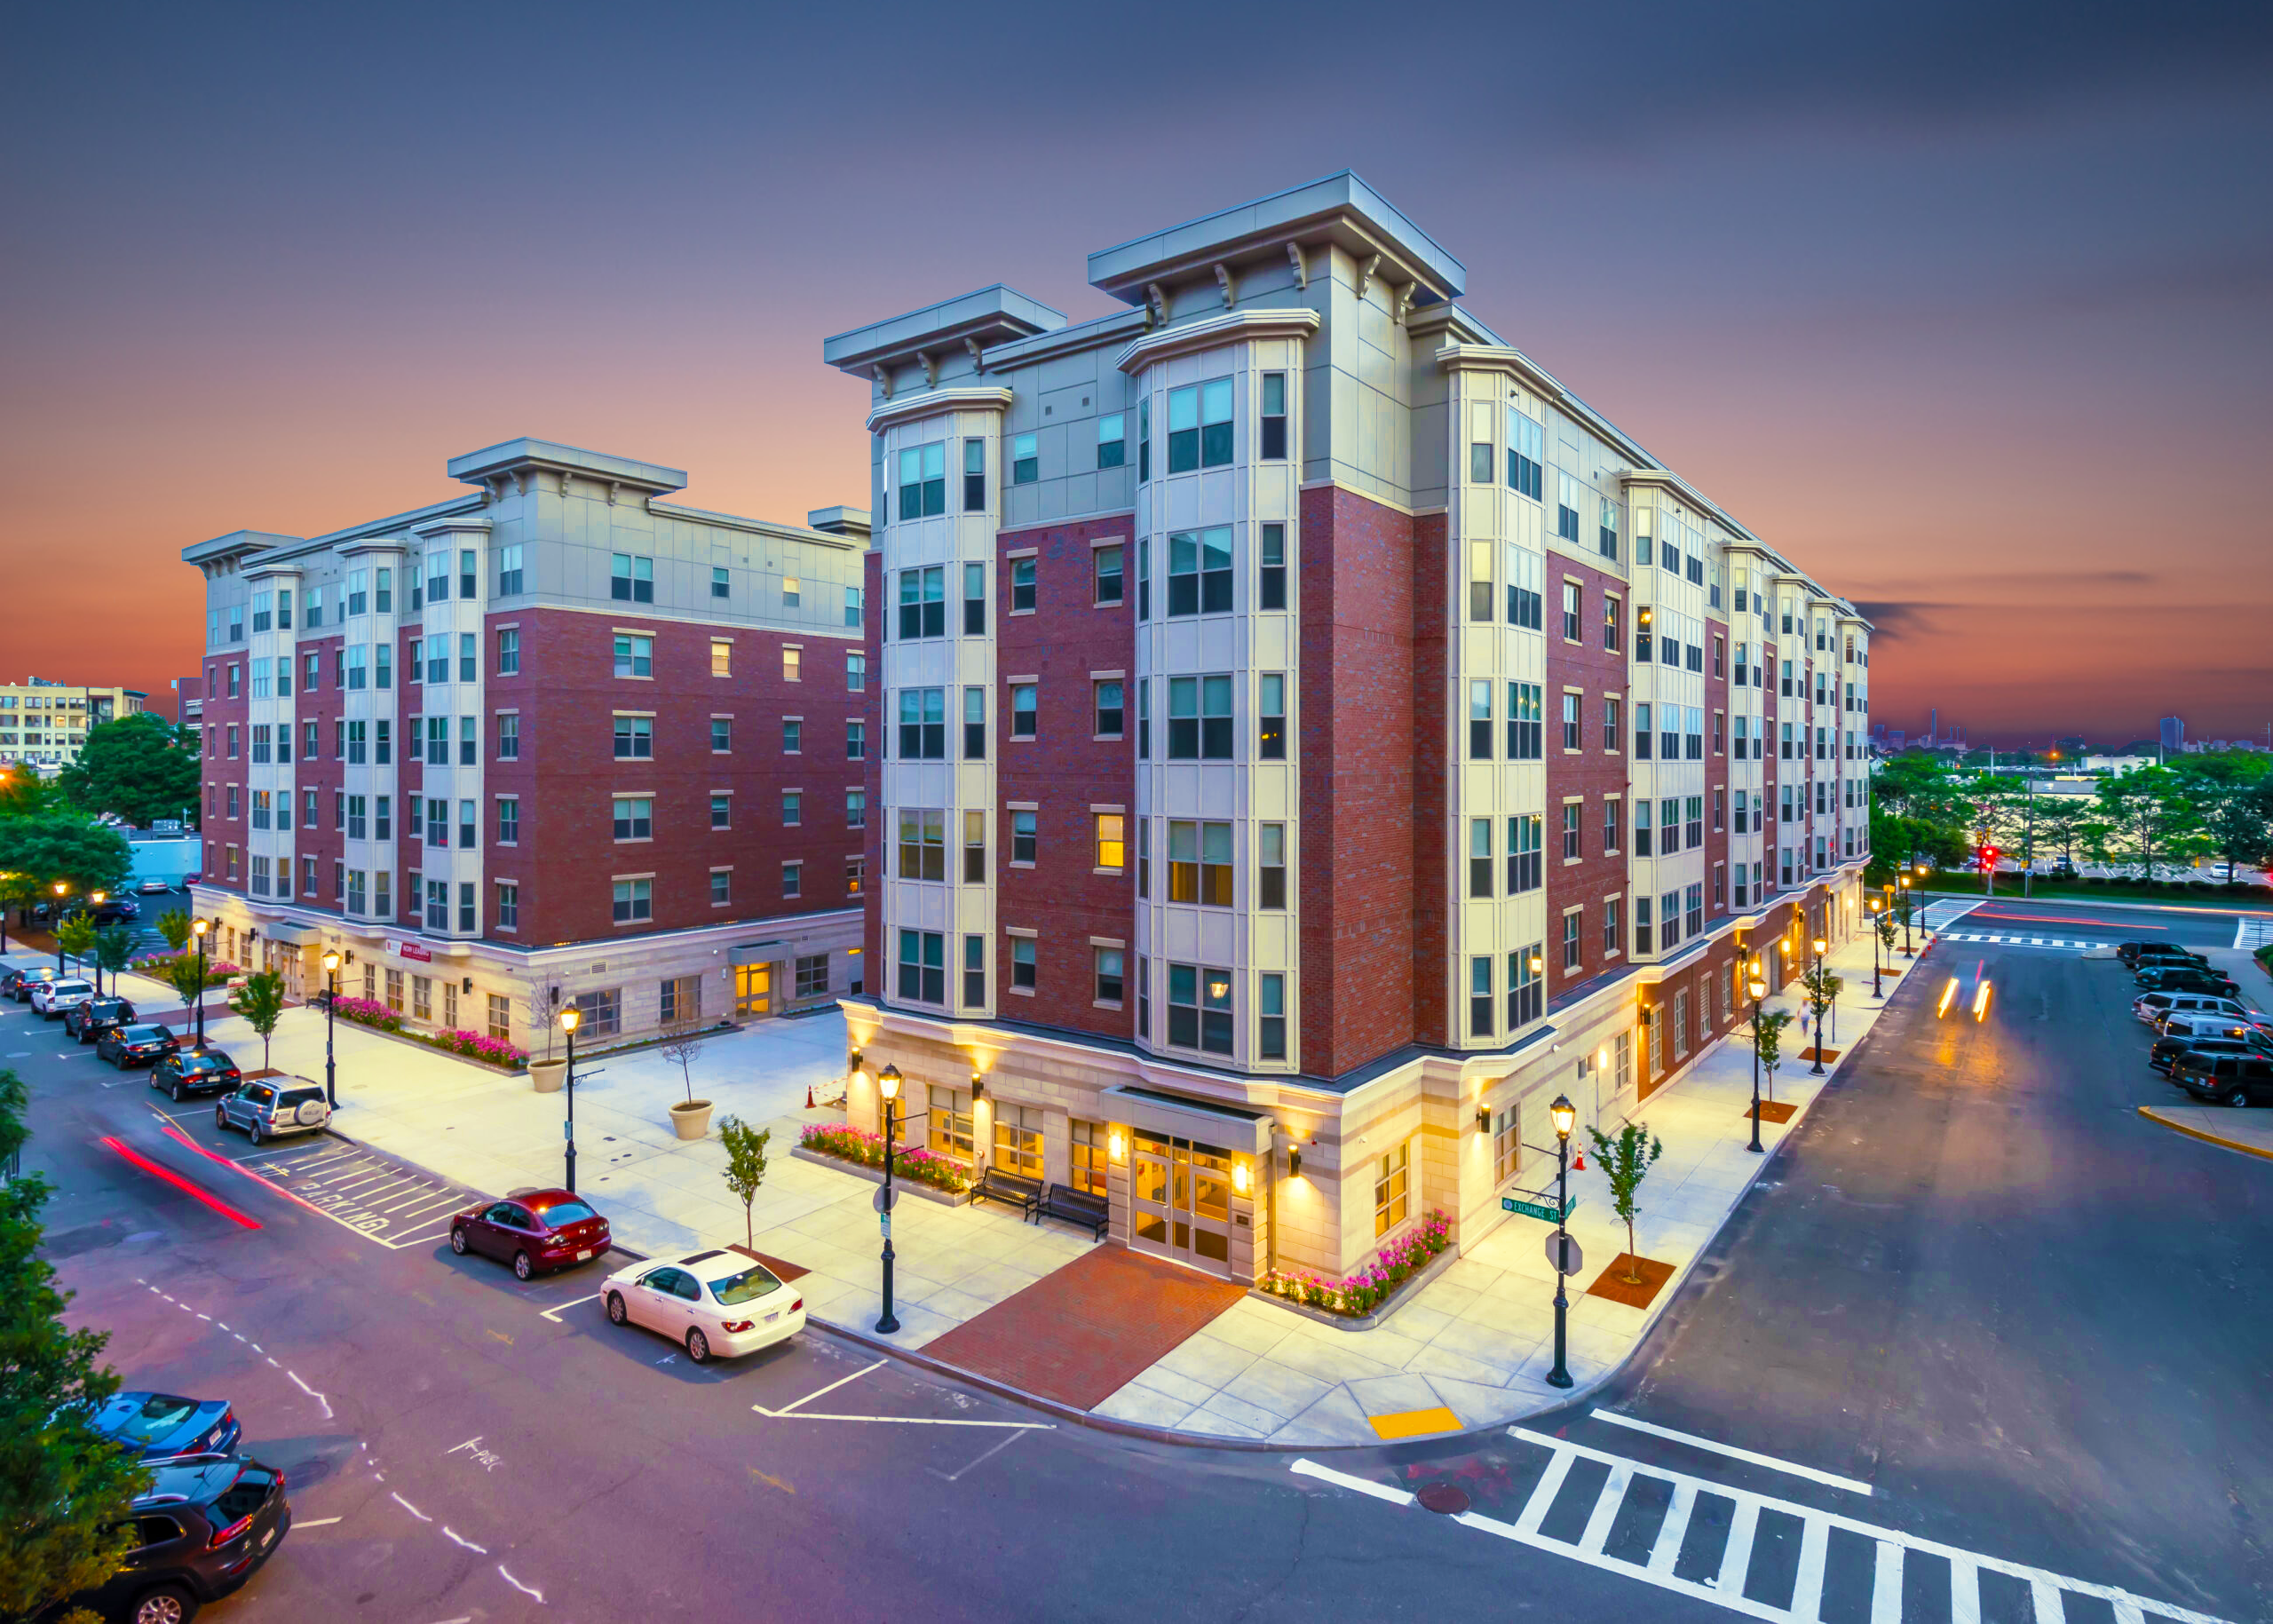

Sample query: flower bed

[129,953,242,988]
[798,1123,971,1194]
[322,995,528,1068]
[1260,1208,1453,1318]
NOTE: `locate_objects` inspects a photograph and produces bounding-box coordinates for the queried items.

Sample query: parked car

[29,978,95,1018]
[2169,1050,2273,1107]
[1,965,53,1002]
[183,872,202,886]
[2150,1026,2273,1073]
[150,1046,240,1097]
[2134,965,2241,997]
[2138,990,2263,1029]
[101,1022,184,1070]
[137,877,176,895]
[86,1391,243,1464]
[2128,948,2213,975]
[601,1248,805,1364]
[65,1453,289,1624]
[214,1078,329,1145]
[449,1188,613,1279]
[2117,941,2207,969]
[66,995,139,1042]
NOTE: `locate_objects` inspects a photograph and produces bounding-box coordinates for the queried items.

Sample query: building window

[497,797,519,844]
[963,687,986,758]
[1469,819,1493,899]
[1258,972,1287,1059]
[1096,415,1125,470]
[899,566,945,638]
[1374,1143,1410,1238]
[1634,799,1653,858]
[781,791,802,827]
[783,718,802,753]
[612,878,653,923]
[1561,581,1581,641]
[962,934,985,1006]
[846,652,867,693]
[710,717,733,753]
[1010,683,1037,740]
[895,441,946,518]
[847,719,866,759]
[1562,692,1581,751]
[1009,936,1037,991]
[1509,945,1544,1028]
[1094,947,1124,1005]
[846,788,865,829]
[494,628,519,677]
[1509,682,1543,759]
[1168,820,1233,906]
[1258,674,1286,759]
[898,687,945,758]
[1507,408,1544,498]
[1167,963,1233,1054]
[1469,956,1494,1037]
[844,584,862,627]
[1010,809,1037,865]
[1010,432,1038,486]
[703,869,730,907]
[572,987,622,1038]
[494,713,519,761]
[1604,896,1622,956]
[1010,556,1036,613]
[1258,824,1286,908]
[1508,813,1542,893]
[847,857,867,897]
[1635,895,1653,955]
[1259,372,1287,460]
[1563,803,1581,860]
[1094,812,1125,871]
[1564,912,1583,970]
[709,640,731,677]
[781,647,800,683]
[1094,680,1124,738]
[1070,1121,1109,1197]
[897,810,946,881]
[1094,543,1124,605]
[1259,523,1287,610]
[611,553,653,603]
[614,715,652,759]
[1167,527,1232,615]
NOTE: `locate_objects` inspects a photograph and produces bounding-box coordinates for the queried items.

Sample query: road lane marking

[297,1516,343,1527]
[1290,1458,1414,1506]
[392,1491,432,1522]
[1591,1409,1875,1495]
[497,1565,543,1603]
[288,1371,334,1420]
[933,1426,1036,1482]
[766,1359,884,1416]
[442,1525,487,1553]
[539,1291,604,1323]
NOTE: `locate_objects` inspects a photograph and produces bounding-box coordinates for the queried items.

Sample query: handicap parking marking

[144,1113,488,1251]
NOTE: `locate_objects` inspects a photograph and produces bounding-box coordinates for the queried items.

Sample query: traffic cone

[1572,1149,1587,1172]
[804,1083,815,1108]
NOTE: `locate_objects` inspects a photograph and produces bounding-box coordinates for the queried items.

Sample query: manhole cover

[1415,1484,1470,1516]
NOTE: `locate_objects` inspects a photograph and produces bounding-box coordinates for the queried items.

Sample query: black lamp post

[560,1005,582,1192]
[1869,902,1883,999]
[1746,963,1769,1153]
[51,882,67,974]
[191,918,210,1043]
[1546,1093,1576,1389]
[1810,936,1831,1073]
[1898,875,1913,955]
[321,949,341,1109]
[875,1064,903,1335]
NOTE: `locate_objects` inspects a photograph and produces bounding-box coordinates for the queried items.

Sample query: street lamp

[1810,938,1831,1073]
[191,918,210,1043]
[51,882,67,974]
[1746,963,1770,1152]
[321,949,342,1109]
[1546,1093,1577,1390]
[1869,899,1883,1000]
[89,892,107,994]
[1897,875,1913,955]
[559,1006,582,1192]
[875,1064,903,1335]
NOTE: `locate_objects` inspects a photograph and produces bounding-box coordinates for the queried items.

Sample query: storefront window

[1374,1142,1410,1237]
[993,1104,1042,1178]
[1070,1120,1109,1197]
[929,1085,974,1164]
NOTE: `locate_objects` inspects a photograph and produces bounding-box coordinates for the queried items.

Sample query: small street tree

[162,949,210,1010]
[1874,908,1899,958]
[228,969,287,1071]
[1753,1008,1794,1103]
[0,1068,151,1624]
[54,914,97,978]
[1800,963,1844,1061]
[155,909,194,954]
[91,925,133,998]
[1584,1121,1665,1284]
[717,1114,773,1250]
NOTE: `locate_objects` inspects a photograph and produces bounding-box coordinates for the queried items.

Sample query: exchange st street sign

[1501,1192,1578,1223]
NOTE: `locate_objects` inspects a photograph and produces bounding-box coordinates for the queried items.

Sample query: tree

[2093,768,2210,878]
[92,926,134,999]
[1584,1121,1665,1285]
[0,815,132,903]
[162,950,210,1018]
[56,714,199,831]
[55,915,97,978]
[1800,964,1843,1058]
[228,970,287,1071]
[1753,1008,1794,1103]
[717,1115,773,1250]
[1874,909,1899,957]
[0,1068,150,1623]
[658,1018,708,1106]
[2029,797,2091,869]
[0,766,64,820]
[527,986,565,1063]
[154,910,194,954]
[2204,779,2273,872]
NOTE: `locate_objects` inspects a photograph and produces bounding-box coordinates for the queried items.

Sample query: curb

[2135,1105,2273,1164]
[1919,889,2273,920]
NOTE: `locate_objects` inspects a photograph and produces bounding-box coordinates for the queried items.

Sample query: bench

[1035,1183,1109,1241]
[970,1166,1042,1220]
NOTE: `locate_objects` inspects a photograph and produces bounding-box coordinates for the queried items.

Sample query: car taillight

[721,1319,755,1333]
[209,1512,253,1548]
[790,1298,804,1314]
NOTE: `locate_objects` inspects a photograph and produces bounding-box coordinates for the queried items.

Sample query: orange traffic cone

[804,1083,815,1109]
[1572,1149,1587,1172]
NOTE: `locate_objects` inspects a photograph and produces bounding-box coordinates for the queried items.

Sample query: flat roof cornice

[823,285,1065,376]
[446,438,685,495]
[1113,307,1320,374]
[865,384,1016,436]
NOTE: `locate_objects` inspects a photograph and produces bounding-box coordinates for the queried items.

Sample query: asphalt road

[13,906,2268,1624]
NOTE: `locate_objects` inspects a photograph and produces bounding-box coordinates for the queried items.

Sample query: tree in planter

[658,1018,709,1109]
[228,969,288,1071]
[0,1068,151,1624]
[717,1114,772,1250]
[91,925,133,999]
[1753,1008,1794,1104]
[1585,1120,1665,1285]
[527,986,565,1063]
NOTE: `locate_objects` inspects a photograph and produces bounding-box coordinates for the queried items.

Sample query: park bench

[1035,1183,1109,1240]
[970,1166,1041,1219]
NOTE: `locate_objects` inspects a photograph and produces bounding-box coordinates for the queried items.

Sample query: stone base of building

[187,887,862,1055]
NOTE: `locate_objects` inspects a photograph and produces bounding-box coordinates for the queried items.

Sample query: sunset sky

[4,2,2267,748]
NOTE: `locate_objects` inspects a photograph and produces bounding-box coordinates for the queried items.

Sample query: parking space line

[539,1292,605,1323]
[768,1360,884,1416]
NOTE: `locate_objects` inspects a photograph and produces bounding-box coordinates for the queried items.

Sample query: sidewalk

[8,930,1910,1450]
[2137,1105,2273,1163]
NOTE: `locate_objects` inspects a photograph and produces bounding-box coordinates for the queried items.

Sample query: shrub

[1260,1208,1453,1317]
[322,997,527,1067]
[798,1123,971,1193]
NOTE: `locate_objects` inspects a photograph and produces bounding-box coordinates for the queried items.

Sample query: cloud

[1850,601,1952,640]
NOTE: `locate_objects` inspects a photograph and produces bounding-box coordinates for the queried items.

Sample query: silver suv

[215,1079,330,1146]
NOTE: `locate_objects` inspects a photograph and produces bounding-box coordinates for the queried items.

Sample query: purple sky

[4,1,2268,747]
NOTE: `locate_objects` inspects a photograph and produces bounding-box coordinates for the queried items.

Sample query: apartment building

[183,439,871,1047]
[0,678,148,770]
[826,175,1871,1287]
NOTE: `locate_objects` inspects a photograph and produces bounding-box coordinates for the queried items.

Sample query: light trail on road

[99,1136,262,1228]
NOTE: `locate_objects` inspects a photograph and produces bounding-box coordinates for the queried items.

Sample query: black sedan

[2150,1028,2273,1073]
[65,995,138,1042]
[2170,1050,2273,1106]
[149,1046,242,1101]
[99,1022,183,1069]
[87,1390,243,1463]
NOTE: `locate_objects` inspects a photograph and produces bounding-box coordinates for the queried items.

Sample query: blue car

[89,1390,242,1464]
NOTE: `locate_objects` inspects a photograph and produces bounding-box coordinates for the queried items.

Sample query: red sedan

[449,1188,611,1279]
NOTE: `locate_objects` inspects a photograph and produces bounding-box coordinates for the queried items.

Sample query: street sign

[872,1186,898,1214]
[1501,1192,1578,1223]
[1545,1233,1583,1276]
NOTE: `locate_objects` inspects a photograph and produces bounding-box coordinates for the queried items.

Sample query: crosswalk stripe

[1872,1540,1904,1624]
[2031,1574,2065,1624]
[1715,1498,1759,1596]
[1649,1479,1697,1575]
[1516,1447,1575,1537]
[1951,1555,1981,1624]
[1578,1463,1631,1557]
[1791,1516,1830,1622]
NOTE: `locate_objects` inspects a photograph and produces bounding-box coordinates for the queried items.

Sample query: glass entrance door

[1129,1132,1234,1275]
[734,963,772,1016]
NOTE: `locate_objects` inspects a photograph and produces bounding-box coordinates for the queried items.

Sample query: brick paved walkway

[920,1244,1246,1410]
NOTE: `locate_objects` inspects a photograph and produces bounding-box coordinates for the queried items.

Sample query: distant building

[172,676,205,754]
[2082,755,2151,777]
[2159,716,2184,751]
[0,678,148,771]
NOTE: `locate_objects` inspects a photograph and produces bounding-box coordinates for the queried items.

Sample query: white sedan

[602,1249,805,1363]
[30,978,94,1018]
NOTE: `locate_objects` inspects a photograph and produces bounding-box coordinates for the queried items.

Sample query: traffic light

[1977,844,2000,872]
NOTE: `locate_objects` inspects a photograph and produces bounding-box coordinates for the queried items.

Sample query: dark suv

[2134,965,2242,998]
[2118,942,2207,970]
[66,996,139,1042]
[2150,1026,2273,1074]
[69,1454,290,1623]
[2170,1050,2273,1107]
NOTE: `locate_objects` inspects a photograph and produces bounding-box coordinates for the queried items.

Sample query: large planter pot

[669,1099,713,1140]
[529,1059,566,1094]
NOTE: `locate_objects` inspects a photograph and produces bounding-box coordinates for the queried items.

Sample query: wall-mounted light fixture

[1232,1161,1251,1194]
[970,1073,985,1100]
[1288,1145,1303,1179]
[1108,1128,1126,1162]
[462,976,473,994]
[1477,1103,1492,1131]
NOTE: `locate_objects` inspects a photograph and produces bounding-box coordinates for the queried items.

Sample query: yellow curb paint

[1367,1406,1461,1441]
[2137,1105,2273,1164]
